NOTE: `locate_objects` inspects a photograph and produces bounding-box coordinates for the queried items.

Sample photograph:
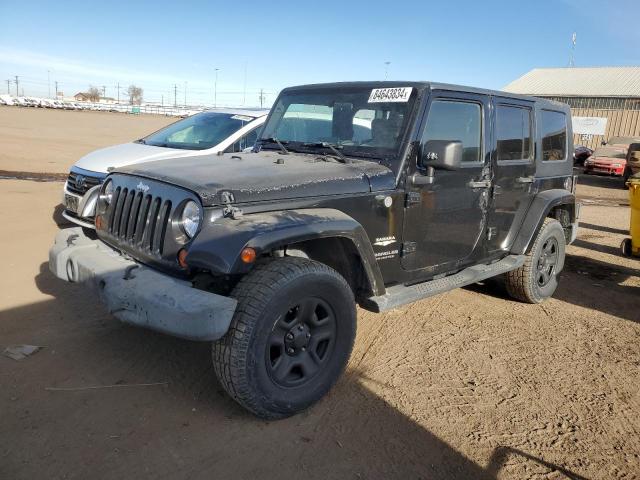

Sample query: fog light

[177,248,189,268]
[240,247,256,264]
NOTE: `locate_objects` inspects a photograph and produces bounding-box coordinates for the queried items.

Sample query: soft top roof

[281,81,569,111]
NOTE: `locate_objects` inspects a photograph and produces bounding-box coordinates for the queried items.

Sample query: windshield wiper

[259,137,289,155]
[302,142,351,164]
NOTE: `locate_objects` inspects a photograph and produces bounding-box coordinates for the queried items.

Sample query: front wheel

[212,257,356,419]
[505,218,566,303]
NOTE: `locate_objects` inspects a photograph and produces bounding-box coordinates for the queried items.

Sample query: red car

[584,145,627,176]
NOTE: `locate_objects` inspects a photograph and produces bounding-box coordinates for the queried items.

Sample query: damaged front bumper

[49,228,237,341]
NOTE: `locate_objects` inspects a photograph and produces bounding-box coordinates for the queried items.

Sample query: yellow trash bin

[624,176,640,257]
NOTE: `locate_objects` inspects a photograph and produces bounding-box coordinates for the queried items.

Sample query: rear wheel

[505,218,566,303]
[212,257,356,419]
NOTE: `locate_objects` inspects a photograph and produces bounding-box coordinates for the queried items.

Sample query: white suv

[63,108,268,228]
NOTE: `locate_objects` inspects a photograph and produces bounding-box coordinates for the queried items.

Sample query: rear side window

[496,105,532,162]
[422,100,482,163]
[541,110,567,161]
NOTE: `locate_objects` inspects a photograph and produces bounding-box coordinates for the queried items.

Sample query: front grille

[67,171,102,195]
[107,186,172,255]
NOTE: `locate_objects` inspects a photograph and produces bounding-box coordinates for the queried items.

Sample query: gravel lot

[0,107,638,480]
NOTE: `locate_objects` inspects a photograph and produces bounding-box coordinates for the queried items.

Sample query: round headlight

[181,201,201,238]
[102,179,114,204]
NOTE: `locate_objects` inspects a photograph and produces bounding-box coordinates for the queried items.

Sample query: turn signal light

[95,215,104,230]
[240,247,257,264]
[177,248,189,268]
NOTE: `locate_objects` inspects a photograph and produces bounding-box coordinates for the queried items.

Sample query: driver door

[401,92,491,276]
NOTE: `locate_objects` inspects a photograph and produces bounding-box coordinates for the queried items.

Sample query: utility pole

[213,68,219,108]
[116,82,120,103]
[259,88,265,108]
[54,81,59,98]
[47,70,51,98]
[243,61,247,106]
[184,81,187,107]
[5,79,10,94]
[384,61,391,80]
[161,94,164,107]
[173,84,177,107]
[101,85,106,99]
[14,76,19,96]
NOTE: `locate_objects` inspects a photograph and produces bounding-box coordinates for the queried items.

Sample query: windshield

[259,86,418,162]
[593,147,626,159]
[142,112,255,150]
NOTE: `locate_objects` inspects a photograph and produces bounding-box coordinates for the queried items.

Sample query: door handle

[516,176,535,183]
[467,179,491,188]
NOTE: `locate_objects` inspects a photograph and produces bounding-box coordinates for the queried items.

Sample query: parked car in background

[584,136,640,180]
[584,145,627,177]
[62,108,269,228]
[626,143,640,180]
[573,145,593,165]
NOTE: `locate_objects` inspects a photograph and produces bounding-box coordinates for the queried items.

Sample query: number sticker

[368,87,413,103]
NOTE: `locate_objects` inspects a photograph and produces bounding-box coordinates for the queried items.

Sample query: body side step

[360,254,525,313]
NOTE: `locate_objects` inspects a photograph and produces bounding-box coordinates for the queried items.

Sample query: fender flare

[510,189,576,254]
[186,208,385,296]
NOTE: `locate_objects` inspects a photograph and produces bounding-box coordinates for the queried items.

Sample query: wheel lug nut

[298,325,304,331]
[286,333,294,340]
[287,347,294,354]
[301,347,306,352]
[306,333,311,338]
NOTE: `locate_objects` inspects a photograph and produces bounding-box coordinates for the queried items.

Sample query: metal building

[503,67,640,149]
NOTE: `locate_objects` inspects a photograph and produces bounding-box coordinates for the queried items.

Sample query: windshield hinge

[401,242,417,256]
[405,191,421,207]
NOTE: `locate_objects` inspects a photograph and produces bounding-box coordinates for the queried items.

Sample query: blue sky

[0,0,638,107]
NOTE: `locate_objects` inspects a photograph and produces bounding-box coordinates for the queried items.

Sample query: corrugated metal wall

[570,107,640,149]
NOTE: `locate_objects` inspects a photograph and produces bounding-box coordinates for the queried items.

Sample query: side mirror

[419,140,462,171]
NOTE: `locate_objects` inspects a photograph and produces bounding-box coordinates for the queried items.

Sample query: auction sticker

[368,87,413,103]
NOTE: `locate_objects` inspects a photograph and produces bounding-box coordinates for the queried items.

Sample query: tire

[505,218,566,304]
[623,167,631,186]
[621,238,632,257]
[212,257,356,420]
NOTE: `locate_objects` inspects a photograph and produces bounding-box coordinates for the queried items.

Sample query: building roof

[503,67,640,97]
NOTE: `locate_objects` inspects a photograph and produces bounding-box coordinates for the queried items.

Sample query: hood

[591,155,626,164]
[74,142,200,173]
[115,151,395,206]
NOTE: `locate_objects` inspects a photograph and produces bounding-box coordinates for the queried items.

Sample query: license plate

[64,194,79,213]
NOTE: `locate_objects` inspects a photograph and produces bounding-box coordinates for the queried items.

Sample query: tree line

[82,85,143,104]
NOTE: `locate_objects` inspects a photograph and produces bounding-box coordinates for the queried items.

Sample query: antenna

[569,32,576,67]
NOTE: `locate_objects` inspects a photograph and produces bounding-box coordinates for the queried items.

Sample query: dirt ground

[0,108,639,480]
[0,106,174,174]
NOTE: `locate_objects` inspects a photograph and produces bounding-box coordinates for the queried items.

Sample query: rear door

[486,98,536,253]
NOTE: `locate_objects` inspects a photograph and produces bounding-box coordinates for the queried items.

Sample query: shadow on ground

[0,264,588,479]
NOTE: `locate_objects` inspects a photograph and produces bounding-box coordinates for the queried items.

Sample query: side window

[496,105,533,162]
[225,127,259,153]
[541,110,567,161]
[421,100,482,163]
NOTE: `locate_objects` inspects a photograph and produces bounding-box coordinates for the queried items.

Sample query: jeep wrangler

[49,82,578,419]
